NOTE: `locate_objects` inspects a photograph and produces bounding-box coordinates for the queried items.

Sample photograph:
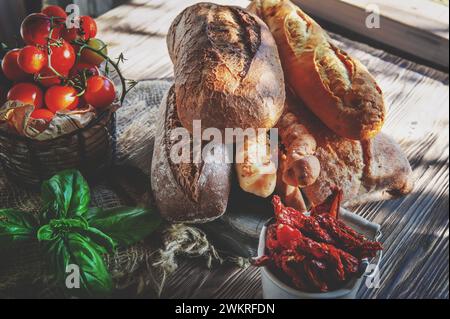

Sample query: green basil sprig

[0,209,39,250]
[0,170,162,297]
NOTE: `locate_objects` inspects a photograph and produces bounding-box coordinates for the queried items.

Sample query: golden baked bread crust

[249,0,386,140]
[167,3,286,134]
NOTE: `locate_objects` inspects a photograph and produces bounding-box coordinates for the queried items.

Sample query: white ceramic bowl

[258,208,382,299]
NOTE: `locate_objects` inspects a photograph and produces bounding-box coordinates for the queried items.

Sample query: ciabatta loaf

[249,0,386,140]
[167,3,285,134]
[151,86,232,223]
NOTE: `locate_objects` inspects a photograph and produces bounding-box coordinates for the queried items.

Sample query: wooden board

[96,0,449,299]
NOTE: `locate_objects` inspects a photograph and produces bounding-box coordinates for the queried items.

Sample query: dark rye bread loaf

[151,86,232,223]
[167,3,286,134]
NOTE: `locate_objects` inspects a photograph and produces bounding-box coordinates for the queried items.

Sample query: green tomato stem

[74,40,129,105]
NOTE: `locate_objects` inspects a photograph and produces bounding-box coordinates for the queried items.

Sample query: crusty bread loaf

[151,86,232,223]
[290,101,414,206]
[167,3,285,134]
[248,0,386,140]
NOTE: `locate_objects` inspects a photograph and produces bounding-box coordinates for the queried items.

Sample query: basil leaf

[37,218,89,242]
[0,209,38,250]
[45,238,69,283]
[88,207,162,246]
[37,225,57,242]
[81,227,116,255]
[41,170,91,220]
[85,207,103,221]
[50,233,113,297]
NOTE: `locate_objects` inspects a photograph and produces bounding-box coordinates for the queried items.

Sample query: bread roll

[276,156,308,212]
[276,96,320,187]
[167,3,285,134]
[235,133,277,198]
[248,0,386,140]
[151,86,232,223]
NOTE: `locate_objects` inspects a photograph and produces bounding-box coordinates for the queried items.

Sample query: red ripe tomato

[30,108,54,121]
[45,85,79,113]
[20,13,61,46]
[48,40,76,73]
[37,66,68,87]
[18,46,47,74]
[61,27,78,43]
[42,5,67,19]
[7,83,44,108]
[84,75,116,109]
[69,62,99,79]
[80,16,97,40]
[80,38,107,66]
[1,49,30,82]
[62,15,97,42]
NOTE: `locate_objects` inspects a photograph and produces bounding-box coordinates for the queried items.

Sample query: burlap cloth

[0,79,177,298]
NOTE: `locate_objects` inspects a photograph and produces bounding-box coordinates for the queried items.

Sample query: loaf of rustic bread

[151,86,232,223]
[290,101,414,207]
[167,3,286,134]
[249,0,386,140]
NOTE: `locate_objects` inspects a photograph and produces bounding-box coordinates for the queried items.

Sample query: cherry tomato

[80,16,97,40]
[18,46,47,74]
[20,13,61,46]
[62,15,97,42]
[48,40,76,73]
[42,5,67,19]
[84,75,116,109]
[69,62,99,79]
[30,108,54,121]
[37,66,68,88]
[45,85,79,113]
[7,83,44,108]
[1,49,30,82]
[80,38,107,66]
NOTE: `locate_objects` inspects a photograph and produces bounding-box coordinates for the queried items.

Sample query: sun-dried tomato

[255,191,383,293]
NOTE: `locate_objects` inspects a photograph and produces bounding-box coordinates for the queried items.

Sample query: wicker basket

[0,110,116,188]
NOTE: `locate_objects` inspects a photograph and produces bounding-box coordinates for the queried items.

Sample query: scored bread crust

[167,3,286,134]
[151,86,232,223]
[249,0,386,140]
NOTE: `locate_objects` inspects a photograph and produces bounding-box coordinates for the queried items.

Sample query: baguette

[151,86,232,223]
[248,0,386,140]
[167,3,285,134]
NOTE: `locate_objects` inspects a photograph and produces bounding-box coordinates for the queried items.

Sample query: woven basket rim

[0,109,114,143]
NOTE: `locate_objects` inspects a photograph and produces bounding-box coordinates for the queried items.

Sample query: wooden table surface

[96,0,449,299]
